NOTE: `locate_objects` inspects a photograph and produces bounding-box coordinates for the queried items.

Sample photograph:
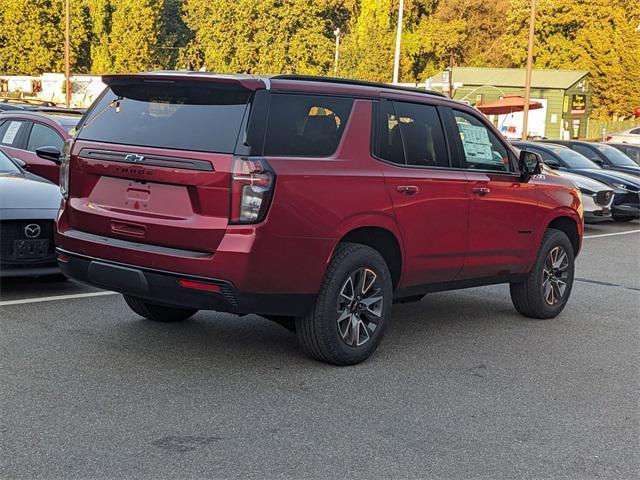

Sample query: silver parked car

[0,149,62,277]
[545,167,614,223]
[606,127,640,145]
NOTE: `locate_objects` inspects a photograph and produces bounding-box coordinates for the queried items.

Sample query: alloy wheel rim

[542,246,570,306]
[337,267,383,347]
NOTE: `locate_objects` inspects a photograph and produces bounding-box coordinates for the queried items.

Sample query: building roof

[428,67,589,90]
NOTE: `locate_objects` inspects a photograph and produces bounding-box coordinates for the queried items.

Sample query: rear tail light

[605,135,612,141]
[230,156,275,224]
[60,138,73,199]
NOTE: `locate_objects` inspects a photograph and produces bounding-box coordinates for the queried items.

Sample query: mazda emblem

[125,154,145,163]
[24,224,41,238]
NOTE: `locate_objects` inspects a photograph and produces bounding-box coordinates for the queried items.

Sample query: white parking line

[0,291,119,307]
[584,229,640,239]
[2,228,638,306]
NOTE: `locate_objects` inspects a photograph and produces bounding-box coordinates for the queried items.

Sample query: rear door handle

[472,187,491,196]
[396,185,419,195]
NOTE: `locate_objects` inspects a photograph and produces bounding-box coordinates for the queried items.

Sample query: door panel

[463,172,538,277]
[447,108,538,278]
[383,167,470,285]
[375,100,469,286]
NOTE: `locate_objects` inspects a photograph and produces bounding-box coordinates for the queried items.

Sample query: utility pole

[448,52,454,99]
[64,0,71,108]
[521,0,536,140]
[392,0,404,84]
[333,28,340,76]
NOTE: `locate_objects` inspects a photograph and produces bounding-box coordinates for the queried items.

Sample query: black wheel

[295,243,393,365]
[510,228,575,319]
[123,295,197,322]
[612,215,636,222]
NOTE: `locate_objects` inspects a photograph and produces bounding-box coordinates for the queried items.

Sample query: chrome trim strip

[61,229,212,258]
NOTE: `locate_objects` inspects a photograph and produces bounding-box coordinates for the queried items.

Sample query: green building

[426,67,591,140]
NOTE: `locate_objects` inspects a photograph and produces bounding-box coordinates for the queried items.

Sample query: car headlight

[579,187,595,195]
[611,182,629,191]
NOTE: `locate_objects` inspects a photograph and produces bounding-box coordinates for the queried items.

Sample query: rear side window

[77,83,251,153]
[263,94,353,157]
[27,123,64,151]
[0,120,26,147]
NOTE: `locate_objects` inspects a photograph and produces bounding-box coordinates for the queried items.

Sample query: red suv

[55,73,583,365]
[0,110,80,184]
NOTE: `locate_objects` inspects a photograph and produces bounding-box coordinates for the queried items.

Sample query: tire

[123,295,197,322]
[510,228,575,319]
[295,243,393,365]
[612,215,636,222]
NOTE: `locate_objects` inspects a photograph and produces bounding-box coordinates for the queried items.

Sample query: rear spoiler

[102,73,269,91]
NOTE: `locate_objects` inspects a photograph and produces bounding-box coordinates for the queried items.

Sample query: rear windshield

[77,82,251,153]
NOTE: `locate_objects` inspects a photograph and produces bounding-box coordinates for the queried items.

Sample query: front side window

[452,110,513,172]
[0,120,26,147]
[27,123,64,151]
[263,94,353,157]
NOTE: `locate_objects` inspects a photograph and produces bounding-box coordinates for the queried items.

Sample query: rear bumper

[57,249,314,316]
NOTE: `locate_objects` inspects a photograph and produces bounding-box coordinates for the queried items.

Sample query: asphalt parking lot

[1,220,638,480]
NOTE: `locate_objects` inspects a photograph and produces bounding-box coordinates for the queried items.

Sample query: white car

[545,167,615,223]
[606,127,640,144]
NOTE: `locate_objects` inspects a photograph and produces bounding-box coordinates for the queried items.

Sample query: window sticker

[458,123,493,162]
[2,121,21,145]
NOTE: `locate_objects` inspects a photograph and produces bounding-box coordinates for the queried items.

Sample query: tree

[503,0,640,118]
[86,0,113,73]
[339,0,396,82]
[0,0,91,75]
[109,0,163,72]
[180,0,333,75]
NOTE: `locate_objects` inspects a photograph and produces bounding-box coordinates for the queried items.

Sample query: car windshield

[0,149,20,173]
[552,147,601,169]
[596,144,637,166]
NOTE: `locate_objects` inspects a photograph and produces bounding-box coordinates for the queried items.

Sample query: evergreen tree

[0,0,90,75]
[503,0,640,118]
[109,0,162,72]
[181,0,333,75]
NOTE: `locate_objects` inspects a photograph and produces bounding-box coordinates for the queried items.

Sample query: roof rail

[272,74,447,98]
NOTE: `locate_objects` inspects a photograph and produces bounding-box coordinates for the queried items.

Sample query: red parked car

[0,110,81,184]
[55,73,583,365]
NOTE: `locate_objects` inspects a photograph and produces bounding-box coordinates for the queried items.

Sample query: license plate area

[13,239,50,259]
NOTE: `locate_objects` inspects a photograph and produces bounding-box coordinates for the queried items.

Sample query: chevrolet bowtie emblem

[125,154,145,163]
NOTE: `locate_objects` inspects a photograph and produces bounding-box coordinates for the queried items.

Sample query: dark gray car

[0,149,61,277]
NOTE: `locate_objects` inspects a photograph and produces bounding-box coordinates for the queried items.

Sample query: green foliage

[339,0,396,82]
[0,0,637,117]
[502,0,640,118]
[180,0,333,74]
[109,0,162,72]
[0,0,91,75]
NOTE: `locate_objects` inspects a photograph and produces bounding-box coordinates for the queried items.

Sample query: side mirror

[519,150,543,180]
[12,157,26,168]
[35,146,62,164]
